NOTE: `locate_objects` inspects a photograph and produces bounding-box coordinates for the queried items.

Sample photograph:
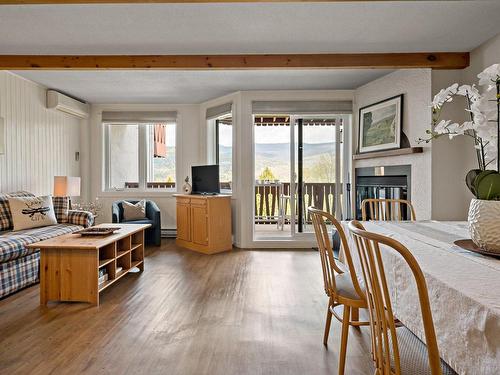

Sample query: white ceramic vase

[183,182,192,194]
[468,198,500,253]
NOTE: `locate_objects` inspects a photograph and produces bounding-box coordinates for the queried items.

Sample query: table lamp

[54,176,81,209]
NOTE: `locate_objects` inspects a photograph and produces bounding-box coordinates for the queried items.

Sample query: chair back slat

[348,220,442,375]
[308,207,364,300]
[361,198,416,221]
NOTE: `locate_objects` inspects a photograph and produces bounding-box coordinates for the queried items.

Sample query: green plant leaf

[473,170,496,193]
[465,169,482,197]
[475,171,500,200]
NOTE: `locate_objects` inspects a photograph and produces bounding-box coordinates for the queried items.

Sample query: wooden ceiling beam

[0,53,469,70]
[0,0,429,4]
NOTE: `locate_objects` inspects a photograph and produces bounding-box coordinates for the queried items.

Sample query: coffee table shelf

[99,258,114,268]
[27,223,151,306]
[116,249,130,259]
[131,260,143,269]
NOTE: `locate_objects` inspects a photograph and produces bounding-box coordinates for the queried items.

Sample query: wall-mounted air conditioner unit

[46,90,89,119]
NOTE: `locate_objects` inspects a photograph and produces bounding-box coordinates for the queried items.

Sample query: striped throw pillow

[52,196,69,223]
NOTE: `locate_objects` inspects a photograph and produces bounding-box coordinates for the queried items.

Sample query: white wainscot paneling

[0,71,81,195]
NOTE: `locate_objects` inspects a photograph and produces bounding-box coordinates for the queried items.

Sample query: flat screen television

[191,165,220,194]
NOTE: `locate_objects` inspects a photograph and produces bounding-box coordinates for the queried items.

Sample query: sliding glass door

[254,114,350,239]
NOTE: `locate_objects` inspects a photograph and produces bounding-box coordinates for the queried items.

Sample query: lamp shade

[54,176,81,197]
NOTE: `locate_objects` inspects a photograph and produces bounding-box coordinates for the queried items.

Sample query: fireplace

[354,165,411,220]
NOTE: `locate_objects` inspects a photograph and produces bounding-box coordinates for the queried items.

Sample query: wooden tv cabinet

[174,194,232,254]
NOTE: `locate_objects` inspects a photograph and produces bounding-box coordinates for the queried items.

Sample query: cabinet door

[176,203,191,242]
[191,205,208,246]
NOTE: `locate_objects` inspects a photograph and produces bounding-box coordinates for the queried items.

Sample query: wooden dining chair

[308,207,369,375]
[348,220,457,375]
[361,198,416,221]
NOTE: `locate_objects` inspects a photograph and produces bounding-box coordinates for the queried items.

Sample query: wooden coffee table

[27,223,151,306]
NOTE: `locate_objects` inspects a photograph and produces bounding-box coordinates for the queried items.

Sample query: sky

[254,125,336,144]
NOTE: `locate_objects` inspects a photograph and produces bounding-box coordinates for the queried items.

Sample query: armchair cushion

[122,200,146,221]
[121,219,154,226]
[112,200,161,246]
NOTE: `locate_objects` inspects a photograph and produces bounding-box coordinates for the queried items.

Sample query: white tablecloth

[341,221,500,375]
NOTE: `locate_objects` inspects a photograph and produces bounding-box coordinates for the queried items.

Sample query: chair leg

[338,305,351,375]
[351,307,360,329]
[323,301,333,346]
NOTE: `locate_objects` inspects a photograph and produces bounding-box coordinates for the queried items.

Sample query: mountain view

[253,142,336,182]
[149,143,337,185]
[151,147,176,183]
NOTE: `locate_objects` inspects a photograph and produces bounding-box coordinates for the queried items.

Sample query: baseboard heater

[161,229,177,238]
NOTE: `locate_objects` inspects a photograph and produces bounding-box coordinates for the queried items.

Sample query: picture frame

[358,94,404,154]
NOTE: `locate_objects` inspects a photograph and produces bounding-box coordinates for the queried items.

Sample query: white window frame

[103,122,177,193]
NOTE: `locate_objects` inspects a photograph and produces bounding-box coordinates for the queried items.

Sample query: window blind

[102,111,177,124]
[206,103,232,120]
[251,101,352,115]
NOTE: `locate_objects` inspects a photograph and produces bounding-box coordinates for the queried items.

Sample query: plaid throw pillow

[52,196,70,223]
[0,191,35,231]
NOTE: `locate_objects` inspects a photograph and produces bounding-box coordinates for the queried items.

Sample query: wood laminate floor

[0,240,374,375]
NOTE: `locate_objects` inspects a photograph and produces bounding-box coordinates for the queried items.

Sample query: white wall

[87,103,201,229]
[430,70,472,220]
[431,32,500,220]
[199,92,241,244]
[0,71,81,195]
[463,32,500,85]
[353,69,433,219]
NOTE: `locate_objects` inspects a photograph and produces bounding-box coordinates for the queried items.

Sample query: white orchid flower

[434,119,451,134]
[432,83,459,108]
[477,64,500,88]
[457,84,480,100]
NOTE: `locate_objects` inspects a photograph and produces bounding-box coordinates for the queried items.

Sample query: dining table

[339,220,500,375]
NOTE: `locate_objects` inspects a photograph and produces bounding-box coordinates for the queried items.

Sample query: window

[216,117,232,191]
[108,124,140,189]
[105,122,176,191]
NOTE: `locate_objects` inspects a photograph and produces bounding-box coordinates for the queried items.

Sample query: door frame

[252,113,350,242]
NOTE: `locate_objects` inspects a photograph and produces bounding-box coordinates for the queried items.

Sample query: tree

[259,166,276,181]
[307,154,335,182]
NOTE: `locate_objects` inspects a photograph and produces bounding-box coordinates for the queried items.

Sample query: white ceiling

[4,1,500,104]
[0,2,499,54]
[12,69,392,104]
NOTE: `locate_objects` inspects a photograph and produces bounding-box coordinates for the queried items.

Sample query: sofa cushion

[0,191,35,231]
[14,223,83,242]
[0,224,83,263]
[52,196,70,223]
[8,196,58,231]
[0,234,38,263]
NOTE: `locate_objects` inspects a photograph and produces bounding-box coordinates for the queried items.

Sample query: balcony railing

[124,182,176,189]
[122,181,341,224]
[255,182,340,224]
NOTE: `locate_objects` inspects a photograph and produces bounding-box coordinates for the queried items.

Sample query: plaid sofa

[0,191,94,299]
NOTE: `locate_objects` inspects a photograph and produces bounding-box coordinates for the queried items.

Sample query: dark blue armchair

[112,200,161,246]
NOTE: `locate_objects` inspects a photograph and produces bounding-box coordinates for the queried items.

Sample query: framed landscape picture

[358,94,403,153]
